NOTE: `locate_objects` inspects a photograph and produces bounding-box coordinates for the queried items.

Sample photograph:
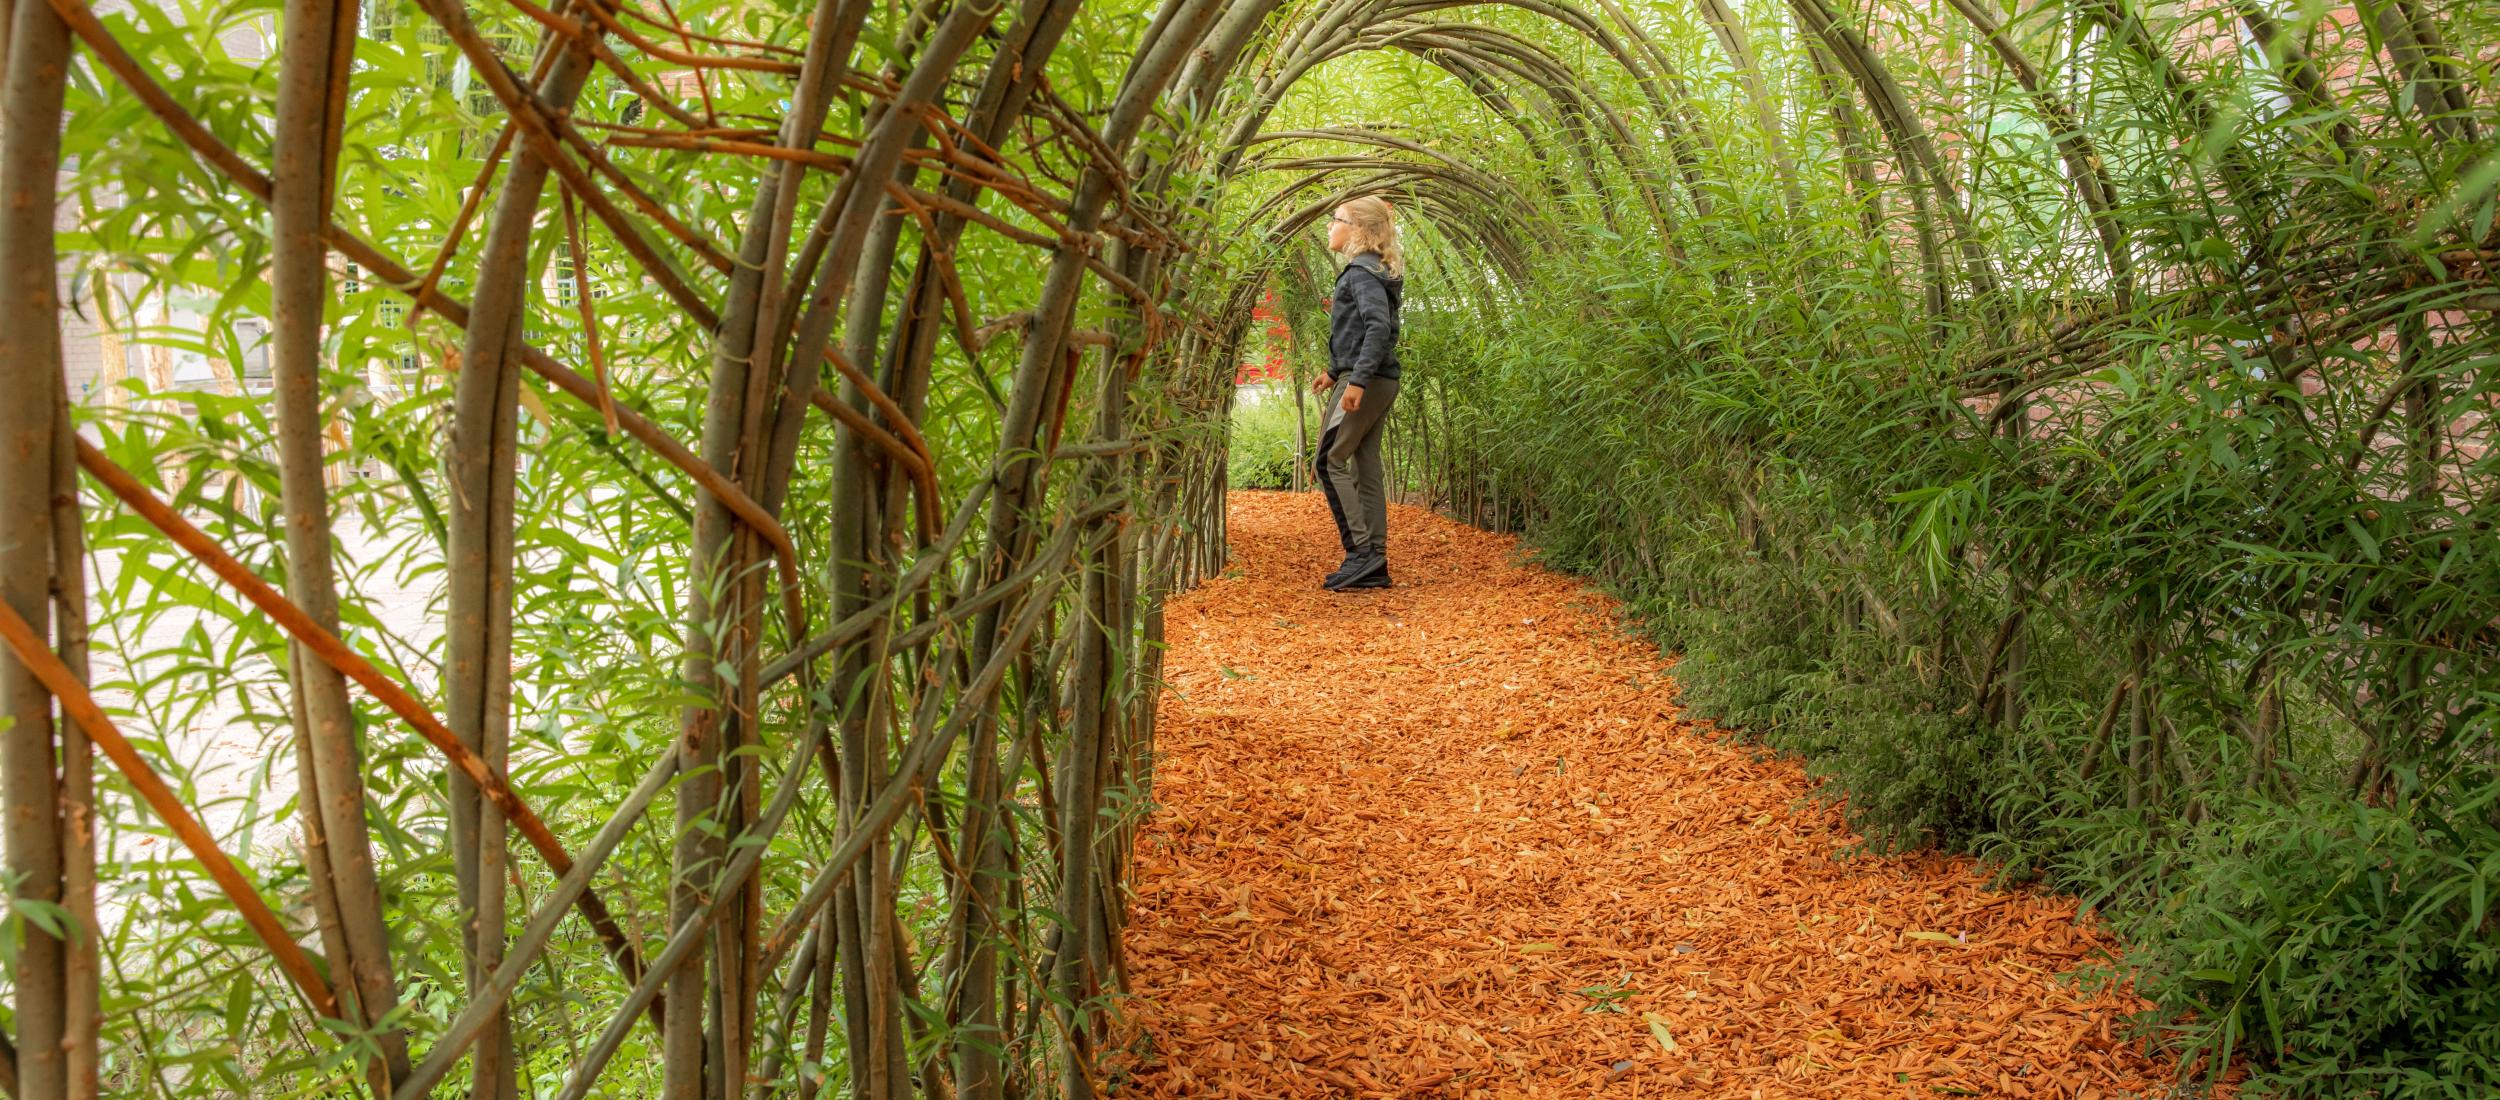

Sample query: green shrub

[1405,218,2500,1095]
[1227,383,1307,490]
[2129,786,2500,1096]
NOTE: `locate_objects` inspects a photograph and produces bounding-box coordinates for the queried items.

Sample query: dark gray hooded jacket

[1326,251,1402,388]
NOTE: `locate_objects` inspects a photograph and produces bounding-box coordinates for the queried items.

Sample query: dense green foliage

[1225,387,1307,490]
[34,0,1226,1092]
[1357,4,2500,1091]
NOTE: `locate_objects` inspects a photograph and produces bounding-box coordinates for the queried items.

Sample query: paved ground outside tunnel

[1109,491,2189,1099]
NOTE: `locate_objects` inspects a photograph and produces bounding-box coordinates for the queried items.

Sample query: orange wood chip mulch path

[1109,491,2186,1099]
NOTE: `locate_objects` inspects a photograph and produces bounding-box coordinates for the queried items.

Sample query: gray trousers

[1318,374,1399,553]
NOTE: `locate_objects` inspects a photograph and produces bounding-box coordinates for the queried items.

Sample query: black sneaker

[1320,551,1365,589]
[1324,550,1386,591]
[1338,563,1391,590]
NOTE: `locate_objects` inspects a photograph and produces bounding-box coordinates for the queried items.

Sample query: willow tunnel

[0,0,2494,1096]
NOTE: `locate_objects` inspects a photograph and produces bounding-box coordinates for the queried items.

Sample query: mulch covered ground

[1107,491,2191,1099]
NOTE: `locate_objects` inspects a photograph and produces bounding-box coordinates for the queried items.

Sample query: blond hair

[1336,196,1404,278]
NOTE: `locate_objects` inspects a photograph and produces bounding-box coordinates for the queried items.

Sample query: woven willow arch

[2,0,2495,1094]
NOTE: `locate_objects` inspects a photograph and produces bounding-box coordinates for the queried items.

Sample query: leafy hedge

[1396,225,2500,1095]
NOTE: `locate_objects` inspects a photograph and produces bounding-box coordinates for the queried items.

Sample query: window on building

[235,319,271,387]
[2236,15,2294,123]
[415,20,452,87]
[463,61,501,117]
[460,27,531,118]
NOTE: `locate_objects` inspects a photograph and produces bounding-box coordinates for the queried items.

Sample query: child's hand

[1341,385,1364,412]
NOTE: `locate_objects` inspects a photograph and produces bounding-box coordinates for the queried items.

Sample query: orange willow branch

[410,125,515,325]
[612,0,805,57]
[607,131,853,169]
[570,0,800,73]
[641,0,721,124]
[825,335,940,481]
[496,0,711,131]
[411,0,733,294]
[0,601,339,1022]
[559,186,621,436]
[807,379,942,543]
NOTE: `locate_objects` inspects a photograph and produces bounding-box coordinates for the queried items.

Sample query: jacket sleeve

[1341,268,1395,387]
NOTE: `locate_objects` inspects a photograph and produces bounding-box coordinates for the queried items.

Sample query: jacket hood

[1345,251,1401,284]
